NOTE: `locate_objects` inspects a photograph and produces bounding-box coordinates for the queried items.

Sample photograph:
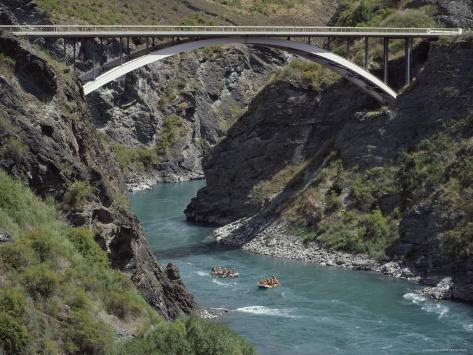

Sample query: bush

[0,242,35,269]
[397,135,456,208]
[156,115,188,155]
[0,312,31,355]
[111,144,159,173]
[22,265,59,299]
[380,7,437,28]
[441,222,473,262]
[122,320,192,355]
[67,227,108,267]
[0,289,26,318]
[351,178,376,211]
[184,316,256,355]
[104,291,141,320]
[318,209,398,259]
[0,137,28,165]
[325,191,342,214]
[63,310,113,355]
[64,181,91,207]
[277,60,338,90]
[121,316,256,355]
[25,229,58,262]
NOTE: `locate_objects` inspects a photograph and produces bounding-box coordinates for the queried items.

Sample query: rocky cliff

[87,46,288,183]
[185,35,473,303]
[0,33,195,320]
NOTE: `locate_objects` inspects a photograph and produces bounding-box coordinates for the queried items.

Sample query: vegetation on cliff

[0,172,255,354]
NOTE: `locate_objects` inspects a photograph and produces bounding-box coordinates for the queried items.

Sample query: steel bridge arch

[82,37,397,102]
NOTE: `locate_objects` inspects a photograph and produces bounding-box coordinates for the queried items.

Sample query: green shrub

[67,227,108,267]
[0,242,35,269]
[0,312,31,355]
[318,209,398,259]
[64,181,91,207]
[380,7,437,28]
[397,134,456,208]
[25,229,59,262]
[441,222,473,262]
[156,115,188,155]
[184,316,256,355]
[121,316,256,355]
[277,59,338,90]
[0,137,28,164]
[325,191,342,214]
[63,310,113,355]
[111,144,159,173]
[0,289,26,318]
[104,291,141,320]
[22,265,59,299]
[350,178,376,211]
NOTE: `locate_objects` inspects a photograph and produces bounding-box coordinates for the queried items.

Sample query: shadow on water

[155,241,234,259]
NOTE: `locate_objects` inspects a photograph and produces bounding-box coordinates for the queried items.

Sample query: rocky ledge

[213,217,455,301]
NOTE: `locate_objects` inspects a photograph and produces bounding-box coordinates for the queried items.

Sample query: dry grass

[33,0,335,26]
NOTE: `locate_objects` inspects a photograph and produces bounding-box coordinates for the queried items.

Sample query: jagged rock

[0,232,11,243]
[0,35,196,320]
[190,37,473,304]
[15,49,58,101]
[421,277,453,300]
[186,79,372,225]
[87,46,288,183]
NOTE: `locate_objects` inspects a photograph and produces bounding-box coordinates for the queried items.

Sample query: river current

[129,180,473,355]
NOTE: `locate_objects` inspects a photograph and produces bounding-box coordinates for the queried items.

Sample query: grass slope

[33,0,336,26]
[0,171,255,355]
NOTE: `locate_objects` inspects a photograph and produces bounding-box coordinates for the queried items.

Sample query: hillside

[186,34,473,302]
[0,172,254,354]
[32,0,337,26]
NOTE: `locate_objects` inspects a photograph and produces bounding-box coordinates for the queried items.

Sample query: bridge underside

[81,37,398,102]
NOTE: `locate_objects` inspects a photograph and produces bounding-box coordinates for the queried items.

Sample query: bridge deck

[0,25,463,38]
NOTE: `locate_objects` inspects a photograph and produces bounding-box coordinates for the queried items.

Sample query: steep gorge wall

[185,36,473,302]
[87,46,288,183]
[0,34,195,320]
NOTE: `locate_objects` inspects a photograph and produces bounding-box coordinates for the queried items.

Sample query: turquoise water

[129,181,473,355]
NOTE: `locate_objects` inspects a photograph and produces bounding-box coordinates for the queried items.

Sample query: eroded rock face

[185,79,374,225]
[87,46,288,182]
[186,38,473,303]
[0,35,196,320]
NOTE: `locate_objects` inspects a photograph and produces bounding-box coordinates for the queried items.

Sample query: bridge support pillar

[73,39,76,73]
[120,37,123,65]
[100,38,104,70]
[326,37,331,51]
[152,37,155,47]
[364,37,369,70]
[63,38,66,61]
[346,38,350,58]
[127,37,130,58]
[307,37,311,45]
[383,37,389,84]
[405,37,412,87]
[92,45,96,80]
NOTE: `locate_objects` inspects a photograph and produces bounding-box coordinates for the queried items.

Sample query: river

[129,180,473,355]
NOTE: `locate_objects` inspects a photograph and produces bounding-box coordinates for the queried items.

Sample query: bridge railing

[0,25,463,35]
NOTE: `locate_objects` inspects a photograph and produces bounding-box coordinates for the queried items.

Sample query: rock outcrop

[0,34,195,320]
[186,37,473,303]
[87,46,288,182]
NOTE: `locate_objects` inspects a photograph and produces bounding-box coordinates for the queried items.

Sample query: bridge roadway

[0,26,464,101]
[0,25,463,38]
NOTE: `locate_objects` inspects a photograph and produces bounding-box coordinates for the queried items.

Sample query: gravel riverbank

[213,217,454,301]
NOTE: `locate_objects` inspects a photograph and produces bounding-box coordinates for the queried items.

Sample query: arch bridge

[1,26,463,102]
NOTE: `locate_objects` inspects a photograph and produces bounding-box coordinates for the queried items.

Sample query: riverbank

[130,180,473,355]
[213,216,454,301]
[126,172,204,192]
